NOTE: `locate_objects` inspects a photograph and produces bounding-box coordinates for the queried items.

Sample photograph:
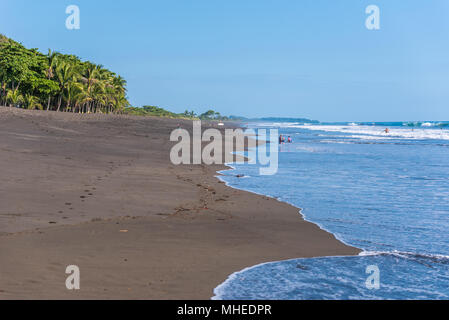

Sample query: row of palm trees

[1,37,129,114]
[42,50,129,113]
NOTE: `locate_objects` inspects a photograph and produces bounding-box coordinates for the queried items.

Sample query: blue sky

[1,0,449,121]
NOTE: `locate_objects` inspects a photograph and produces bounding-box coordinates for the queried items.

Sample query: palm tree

[112,94,129,114]
[6,88,23,107]
[55,61,76,112]
[112,75,126,95]
[65,81,83,112]
[45,49,59,110]
[80,63,101,113]
[24,94,43,110]
[92,83,106,113]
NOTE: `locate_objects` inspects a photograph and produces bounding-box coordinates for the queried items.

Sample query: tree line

[0,34,235,120]
[0,34,129,113]
[194,110,230,121]
[123,106,231,121]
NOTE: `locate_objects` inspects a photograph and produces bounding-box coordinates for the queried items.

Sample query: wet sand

[0,107,359,299]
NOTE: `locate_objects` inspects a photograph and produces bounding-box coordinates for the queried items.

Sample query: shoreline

[213,164,364,299]
[0,107,360,299]
[218,166,361,251]
[216,168,362,254]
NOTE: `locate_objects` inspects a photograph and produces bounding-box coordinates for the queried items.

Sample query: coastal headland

[0,107,359,299]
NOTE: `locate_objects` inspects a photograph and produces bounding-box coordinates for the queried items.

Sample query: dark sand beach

[0,107,359,299]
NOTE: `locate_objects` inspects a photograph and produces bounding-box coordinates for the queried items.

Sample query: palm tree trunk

[0,82,5,106]
[57,95,62,112]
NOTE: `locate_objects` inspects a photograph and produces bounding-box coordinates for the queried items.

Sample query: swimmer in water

[279,135,285,144]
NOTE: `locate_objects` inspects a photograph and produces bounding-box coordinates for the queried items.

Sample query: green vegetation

[124,106,194,119]
[0,34,129,113]
[197,110,229,121]
[0,35,8,45]
[123,107,232,121]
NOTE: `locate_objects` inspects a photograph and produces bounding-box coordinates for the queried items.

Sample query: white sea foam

[294,125,449,141]
[359,250,449,260]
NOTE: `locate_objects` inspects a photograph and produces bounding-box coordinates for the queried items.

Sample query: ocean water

[213,122,449,300]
